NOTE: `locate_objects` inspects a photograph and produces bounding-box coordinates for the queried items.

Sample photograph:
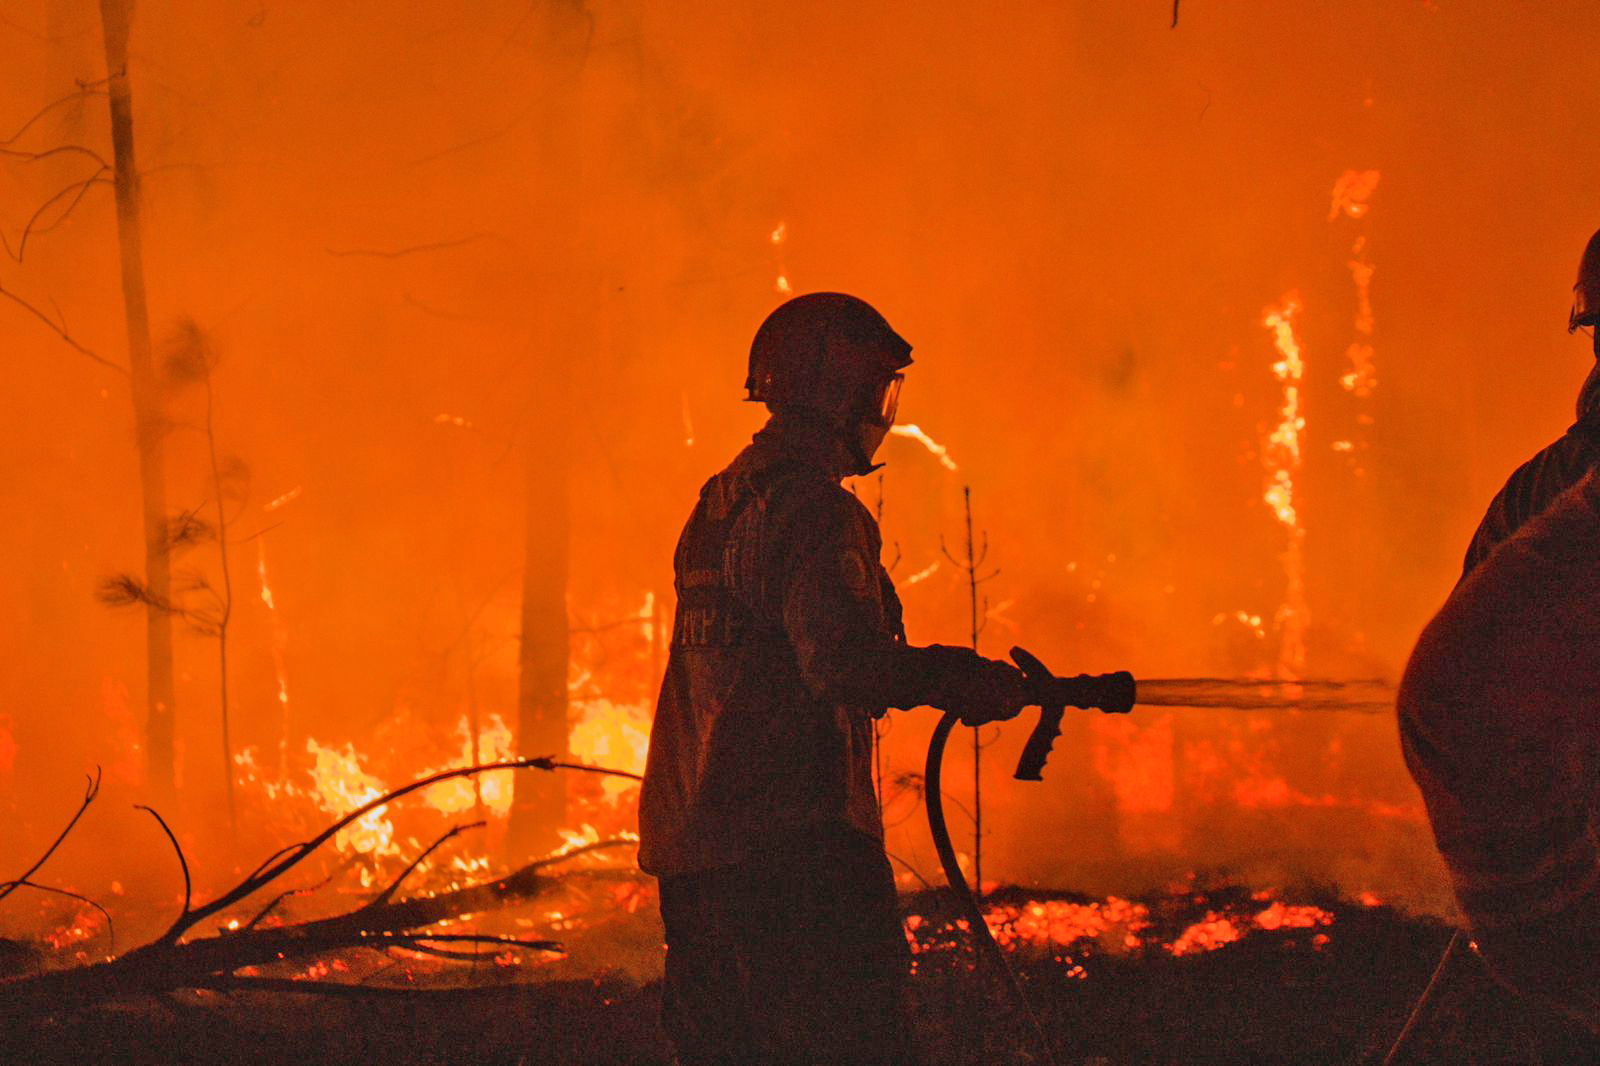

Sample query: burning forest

[5,2,1600,1063]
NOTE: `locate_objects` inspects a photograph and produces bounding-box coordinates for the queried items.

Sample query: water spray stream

[1133,677,1394,713]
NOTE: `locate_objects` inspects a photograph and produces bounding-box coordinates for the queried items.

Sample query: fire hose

[924,646,1136,1066]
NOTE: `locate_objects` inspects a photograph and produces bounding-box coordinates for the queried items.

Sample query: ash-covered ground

[7,879,1596,1065]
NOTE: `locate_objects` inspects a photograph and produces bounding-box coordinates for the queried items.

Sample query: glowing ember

[1169,913,1242,955]
[906,892,1338,969]
[1262,293,1309,679]
[888,423,959,470]
[902,559,941,586]
[982,897,1150,953]
[1253,901,1334,931]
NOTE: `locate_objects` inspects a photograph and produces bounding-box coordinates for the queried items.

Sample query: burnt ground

[5,885,1598,1065]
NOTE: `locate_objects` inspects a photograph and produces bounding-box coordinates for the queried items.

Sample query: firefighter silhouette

[639,293,1027,1065]
[1398,229,1600,1042]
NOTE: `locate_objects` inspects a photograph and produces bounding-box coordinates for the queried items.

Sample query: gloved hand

[919,644,1030,726]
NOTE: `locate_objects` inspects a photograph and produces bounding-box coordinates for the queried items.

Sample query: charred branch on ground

[0,758,640,1018]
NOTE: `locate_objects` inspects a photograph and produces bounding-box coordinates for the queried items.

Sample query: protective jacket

[1400,468,1600,1028]
[639,411,941,877]
[1460,363,1600,576]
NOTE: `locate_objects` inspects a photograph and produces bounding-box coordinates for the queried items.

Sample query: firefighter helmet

[1570,228,1600,333]
[745,293,912,426]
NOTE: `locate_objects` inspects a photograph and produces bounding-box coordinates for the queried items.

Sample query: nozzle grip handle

[1010,647,1138,781]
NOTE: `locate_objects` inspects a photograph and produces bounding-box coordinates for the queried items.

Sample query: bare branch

[239,866,336,933]
[0,284,127,375]
[241,842,309,885]
[191,975,536,997]
[0,143,112,169]
[173,757,640,941]
[324,233,494,259]
[387,933,563,961]
[1,82,110,147]
[362,821,485,912]
[134,805,193,942]
[4,167,110,261]
[886,851,936,893]
[0,882,114,955]
[0,767,101,906]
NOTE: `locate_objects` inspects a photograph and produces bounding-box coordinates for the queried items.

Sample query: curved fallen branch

[0,759,640,1019]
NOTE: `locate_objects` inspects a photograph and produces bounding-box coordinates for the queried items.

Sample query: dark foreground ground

[6,884,1597,1065]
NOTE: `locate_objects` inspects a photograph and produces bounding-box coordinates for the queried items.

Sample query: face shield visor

[843,373,904,476]
[872,373,904,427]
[1572,287,1598,335]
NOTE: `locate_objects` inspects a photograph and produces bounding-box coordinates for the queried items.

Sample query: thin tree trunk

[98,0,176,800]
[203,373,235,826]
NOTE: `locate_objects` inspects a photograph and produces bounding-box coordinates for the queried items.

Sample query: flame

[771,220,791,293]
[1212,610,1266,639]
[1262,294,1309,678]
[1343,239,1378,398]
[888,423,959,470]
[257,542,292,779]
[418,712,516,817]
[257,542,289,711]
[1328,168,1380,221]
[303,737,398,860]
[568,696,651,802]
[263,485,303,512]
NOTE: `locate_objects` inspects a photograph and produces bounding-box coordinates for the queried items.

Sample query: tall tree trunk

[509,358,572,854]
[98,0,175,800]
[508,1,591,856]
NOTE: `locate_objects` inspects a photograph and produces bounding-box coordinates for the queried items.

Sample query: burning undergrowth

[12,871,1564,1066]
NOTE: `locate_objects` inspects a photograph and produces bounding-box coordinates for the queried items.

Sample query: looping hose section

[925,710,1059,1066]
